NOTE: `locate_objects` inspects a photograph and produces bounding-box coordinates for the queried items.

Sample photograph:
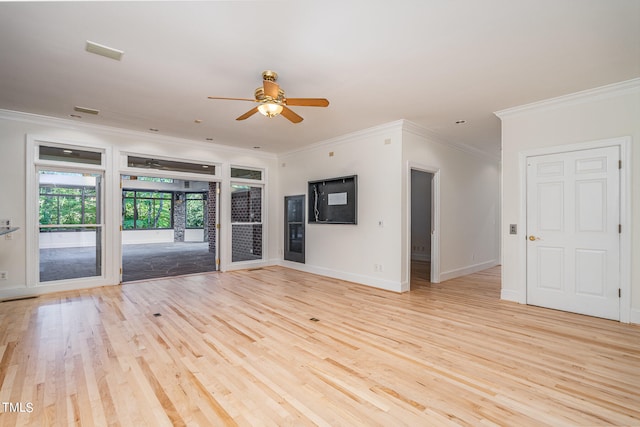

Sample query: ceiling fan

[208,70,329,123]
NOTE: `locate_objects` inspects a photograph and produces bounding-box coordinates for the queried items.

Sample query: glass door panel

[284,195,305,263]
[38,170,103,282]
[231,184,263,262]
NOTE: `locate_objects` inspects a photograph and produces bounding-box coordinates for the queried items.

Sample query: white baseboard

[0,280,119,301]
[278,260,403,292]
[439,259,499,282]
[500,289,523,303]
[629,308,640,325]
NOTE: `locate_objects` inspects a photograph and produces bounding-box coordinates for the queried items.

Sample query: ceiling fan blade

[208,96,256,102]
[284,98,330,107]
[263,80,280,99]
[280,106,303,123]
[236,107,259,121]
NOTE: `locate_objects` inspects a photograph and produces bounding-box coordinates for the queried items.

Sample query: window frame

[122,189,174,230]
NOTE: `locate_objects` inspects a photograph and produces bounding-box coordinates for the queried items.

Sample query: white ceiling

[1,1,638,155]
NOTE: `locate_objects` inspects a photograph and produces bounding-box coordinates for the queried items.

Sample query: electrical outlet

[510,224,517,234]
[0,271,7,280]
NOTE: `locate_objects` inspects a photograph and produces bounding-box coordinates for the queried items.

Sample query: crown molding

[401,120,501,161]
[494,78,640,119]
[279,120,405,158]
[0,108,278,160]
[280,118,500,161]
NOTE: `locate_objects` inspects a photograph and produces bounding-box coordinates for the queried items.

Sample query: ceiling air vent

[85,40,124,61]
[74,106,100,115]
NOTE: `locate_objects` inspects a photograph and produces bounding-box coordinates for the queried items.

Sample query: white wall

[122,230,175,245]
[402,123,501,285]
[184,229,204,242]
[0,110,279,298]
[279,122,404,291]
[278,120,500,292]
[497,78,640,324]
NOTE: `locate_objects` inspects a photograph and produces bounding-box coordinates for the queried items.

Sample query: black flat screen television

[308,175,357,224]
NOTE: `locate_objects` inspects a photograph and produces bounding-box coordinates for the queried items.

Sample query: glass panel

[231,185,262,223]
[186,193,205,229]
[287,198,303,223]
[127,156,215,175]
[39,227,102,282]
[39,146,102,165]
[231,167,262,180]
[121,190,173,229]
[38,170,103,282]
[122,197,135,229]
[288,224,304,253]
[231,224,262,262]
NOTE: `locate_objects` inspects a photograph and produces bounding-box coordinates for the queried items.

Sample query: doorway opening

[410,168,437,288]
[120,175,219,282]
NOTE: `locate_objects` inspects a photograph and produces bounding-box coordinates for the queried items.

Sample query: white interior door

[526,146,620,320]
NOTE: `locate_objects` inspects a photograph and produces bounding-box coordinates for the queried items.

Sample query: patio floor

[39,242,217,283]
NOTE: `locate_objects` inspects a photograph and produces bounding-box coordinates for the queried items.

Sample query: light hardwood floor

[1,266,639,426]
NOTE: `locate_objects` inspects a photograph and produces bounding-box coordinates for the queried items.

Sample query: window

[231,167,262,181]
[186,193,206,229]
[39,146,102,165]
[122,190,173,230]
[127,156,215,175]
[38,170,103,282]
[39,184,97,228]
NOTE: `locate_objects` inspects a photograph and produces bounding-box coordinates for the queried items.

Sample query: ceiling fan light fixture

[257,102,283,118]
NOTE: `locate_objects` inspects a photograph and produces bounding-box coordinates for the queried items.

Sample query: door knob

[529,235,540,241]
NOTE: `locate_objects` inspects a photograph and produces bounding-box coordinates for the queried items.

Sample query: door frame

[407,162,441,285]
[25,135,114,292]
[518,136,631,322]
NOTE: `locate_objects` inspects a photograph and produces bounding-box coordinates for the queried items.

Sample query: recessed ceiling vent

[85,40,124,61]
[74,106,100,115]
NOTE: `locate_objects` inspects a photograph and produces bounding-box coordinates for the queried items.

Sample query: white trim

[281,119,500,162]
[630,309,640,325]
[228,181,266,270]
[440,260,499,282]
[402,120,501,162]
[519,136,632,323]
[500,288,521,303]
[495,78,640,118]
[119,150,222,182]
[279,260,403,293]
[0,277,110,300]
[407,162,441,284]
[25,135,117,290]
[280,120,405,157]
[0,108,278,160]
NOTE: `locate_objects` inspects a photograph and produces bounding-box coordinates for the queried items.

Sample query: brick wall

[207,183,217,258]
[173,192,185,242]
